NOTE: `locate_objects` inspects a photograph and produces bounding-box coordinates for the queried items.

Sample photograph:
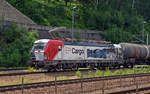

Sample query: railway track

[1,73,150,93]
[0,71,48,76]
[0,67,131,77]
[0,69,91,77]
[0,68,27,71]
[109,86,150,94]
[0,64,144,76]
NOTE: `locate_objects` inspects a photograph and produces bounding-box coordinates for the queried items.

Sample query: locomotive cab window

[33,43,46,51]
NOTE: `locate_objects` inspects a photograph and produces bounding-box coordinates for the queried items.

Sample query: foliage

[113,69,123,75]
[74,32,81,41]
[85,66,150,77]
[6,0,150,44]
[95,68,103,77]
[27,67,36,72]
[104,67,112,76]
[76,70,82,78]
[54,31,63,39]
[0,24,38,67]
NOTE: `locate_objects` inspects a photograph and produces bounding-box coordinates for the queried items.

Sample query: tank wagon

[120,43,150,66]
[30,39,150,71]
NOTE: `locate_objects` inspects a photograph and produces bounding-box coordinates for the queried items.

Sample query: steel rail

[1,73,150,92]
[0,68,130,77]
[0,71,47,76]
[0,69,89,77]
[0,68,27,71]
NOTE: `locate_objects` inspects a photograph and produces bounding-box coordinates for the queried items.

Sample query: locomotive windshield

[32,43,46,51]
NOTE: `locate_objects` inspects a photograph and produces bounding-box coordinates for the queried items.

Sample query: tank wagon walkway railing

[1,73,150,94]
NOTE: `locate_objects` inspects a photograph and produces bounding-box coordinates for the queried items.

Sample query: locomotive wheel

[123,64,128,68]
[47,66,57,72]
[35,64,39,70]
[48,68,57,72]
[130,64,134,68]
[117,65,120,69]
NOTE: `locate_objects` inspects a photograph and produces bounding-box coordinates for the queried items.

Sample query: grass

[27,67,36,72]
[27,67,44,72]
[0,71,9,74]
[76,65,150,78]
[1,65,150,86]
[76,70,82,78]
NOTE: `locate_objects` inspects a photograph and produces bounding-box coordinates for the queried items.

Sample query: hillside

[6,0,150,43]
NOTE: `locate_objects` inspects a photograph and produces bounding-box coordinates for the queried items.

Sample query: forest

[7,0,150,43]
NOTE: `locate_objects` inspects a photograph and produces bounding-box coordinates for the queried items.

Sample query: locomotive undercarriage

[39,60,126,71]
[134,59,150,65]
[32,58,149,71]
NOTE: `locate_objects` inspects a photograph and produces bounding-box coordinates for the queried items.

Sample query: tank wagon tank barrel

[120,43,150,59]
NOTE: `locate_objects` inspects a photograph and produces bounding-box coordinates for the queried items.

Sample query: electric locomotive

[30,39,123,71]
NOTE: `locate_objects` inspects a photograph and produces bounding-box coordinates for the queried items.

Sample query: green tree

[6,0,150,44]
[0,24,38,67]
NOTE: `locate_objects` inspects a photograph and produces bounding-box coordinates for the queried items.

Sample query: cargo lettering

[72,48,84,55]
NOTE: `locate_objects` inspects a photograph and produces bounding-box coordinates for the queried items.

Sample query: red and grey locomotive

[30,39,150,71]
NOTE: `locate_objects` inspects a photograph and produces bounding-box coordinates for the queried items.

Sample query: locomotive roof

[34,39,114,47]
[34,39,50,43]
[64,42,114,47]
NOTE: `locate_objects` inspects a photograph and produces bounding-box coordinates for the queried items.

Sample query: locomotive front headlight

[44,54,48,60]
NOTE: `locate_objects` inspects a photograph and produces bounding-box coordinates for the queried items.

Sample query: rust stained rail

[1,73,150,92]
[0,68,27,71]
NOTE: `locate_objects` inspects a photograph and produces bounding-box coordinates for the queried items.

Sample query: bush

[123,69,134,74]
[27,67,36,72]
[0,24,38,67]
[95,68,103,77]
[104,67,112,76]
[114,69,123,75]
[76,70,82,78]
